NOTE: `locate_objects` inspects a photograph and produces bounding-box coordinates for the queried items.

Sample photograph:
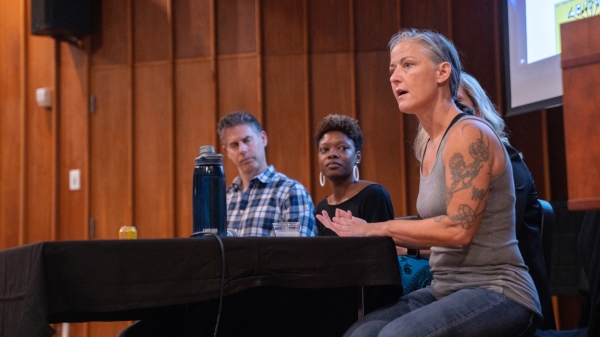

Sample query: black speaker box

[31,0,91,39]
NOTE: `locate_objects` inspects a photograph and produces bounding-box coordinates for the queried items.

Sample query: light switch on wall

[36,87,52,108]
[69,169,80,191]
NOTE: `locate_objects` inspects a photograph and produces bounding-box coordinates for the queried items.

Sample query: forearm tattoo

[443,126,490,230]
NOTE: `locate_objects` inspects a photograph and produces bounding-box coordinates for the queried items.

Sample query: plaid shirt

[226,165,316,237]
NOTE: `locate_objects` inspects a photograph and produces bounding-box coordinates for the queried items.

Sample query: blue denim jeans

[344,287,539,337]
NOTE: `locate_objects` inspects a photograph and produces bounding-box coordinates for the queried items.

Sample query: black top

[506,143,554,330]
[316,184,395,236]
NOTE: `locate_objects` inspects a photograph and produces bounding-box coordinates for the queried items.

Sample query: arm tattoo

[472,186,486,201]
[443,126,491,230]
[446,128,490,202]
[449,204,477,230]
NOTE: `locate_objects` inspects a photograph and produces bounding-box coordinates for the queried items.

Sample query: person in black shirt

[314,114,394,236]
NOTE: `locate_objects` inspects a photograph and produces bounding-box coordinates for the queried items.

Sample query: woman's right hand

[316,209,373,237]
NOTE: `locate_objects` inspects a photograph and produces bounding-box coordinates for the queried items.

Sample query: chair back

[538,199,554,278]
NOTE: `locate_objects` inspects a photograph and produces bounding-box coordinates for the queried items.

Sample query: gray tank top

[416,115,541,317]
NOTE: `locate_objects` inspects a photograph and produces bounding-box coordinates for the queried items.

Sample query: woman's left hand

[316,209,371,237]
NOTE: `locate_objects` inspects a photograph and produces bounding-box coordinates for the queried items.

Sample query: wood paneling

[263,55,311,188]
[561,15,600,210]
[133,0,170,63]
[563,61,600,209]
[90,67,132,239]
[356,51,407,216]
[91,0,129,66]
[133,64,174,238]
[24,34,56,244]
[308,0,351,53]
[262,0,305,55]
[354,0,399,52]
[217,56,261,116]
[174,0,212,59]
[310,52,354,202]
[217,0,257,55]
[57,43,89,241]
[401,0,450,34]
[174,60,216,237]
[0,0,24,249]
[451,0,499,104]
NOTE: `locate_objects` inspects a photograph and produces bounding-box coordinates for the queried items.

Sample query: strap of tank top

[441,112,467,141]
[421,112,468,162]
[434,112,468,158]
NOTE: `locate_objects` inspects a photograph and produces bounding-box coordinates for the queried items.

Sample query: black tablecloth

[0,237,402,337]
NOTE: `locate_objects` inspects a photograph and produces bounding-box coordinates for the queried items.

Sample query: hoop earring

[353,165,360,181]
[319,172,326,187]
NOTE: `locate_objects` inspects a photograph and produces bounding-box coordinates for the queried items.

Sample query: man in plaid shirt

[218,111,316,237]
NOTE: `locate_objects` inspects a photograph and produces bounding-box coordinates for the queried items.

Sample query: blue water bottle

[192,145,227,237]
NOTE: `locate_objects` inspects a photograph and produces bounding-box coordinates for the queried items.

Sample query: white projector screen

[503,0,598,116]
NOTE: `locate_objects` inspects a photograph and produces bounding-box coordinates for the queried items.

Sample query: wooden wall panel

[217,56,261,183]
[401,0,450,34]
[174,0,212,59]
[24,34,56,244]
[310,53,354,202]
[308,0,351,53]
[262,0,305,55]
[217,0,257,55]
[90,13,134,333]
[133,64,174,238]
[0,0,24,249]
[90,67,132,239]
[174,60,216,238]
[57,43,89,241]
[356,51,407,216]
[263,55,311,189]
[133,0,170,63]
[91,0,129,66]
[562,63,600,208]
[354,0,399,52]
[451,0,500,104]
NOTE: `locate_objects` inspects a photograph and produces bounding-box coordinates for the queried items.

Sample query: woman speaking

[318,29,541,337]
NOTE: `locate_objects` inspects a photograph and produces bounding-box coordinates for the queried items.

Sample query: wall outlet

[69,169,80,191]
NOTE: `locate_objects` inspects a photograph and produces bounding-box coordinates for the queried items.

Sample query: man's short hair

[217,111,262,144]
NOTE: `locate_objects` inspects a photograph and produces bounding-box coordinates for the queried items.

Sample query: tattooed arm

[430,119,506,245]
[318,119,507,248]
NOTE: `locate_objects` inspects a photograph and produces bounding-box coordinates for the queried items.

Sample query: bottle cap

[196,145,223,165]
[199,145,214,155]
